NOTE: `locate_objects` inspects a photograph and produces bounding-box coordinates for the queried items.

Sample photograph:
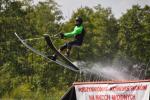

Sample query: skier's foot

[51,55,57,61]
[48,55,57,61]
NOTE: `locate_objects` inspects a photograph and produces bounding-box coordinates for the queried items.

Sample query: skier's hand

[60,33,64,39]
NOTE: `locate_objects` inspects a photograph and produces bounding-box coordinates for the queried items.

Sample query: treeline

[0,0,150,99]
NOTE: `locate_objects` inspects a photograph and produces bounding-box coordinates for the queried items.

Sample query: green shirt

[64,25,83,38]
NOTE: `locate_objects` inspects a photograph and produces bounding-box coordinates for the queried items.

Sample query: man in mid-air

[51,16,85,61]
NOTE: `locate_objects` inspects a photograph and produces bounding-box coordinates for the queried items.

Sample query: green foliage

[118,5,150,63]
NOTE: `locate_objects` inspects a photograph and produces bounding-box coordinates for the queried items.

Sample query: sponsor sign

[75,81,150,100]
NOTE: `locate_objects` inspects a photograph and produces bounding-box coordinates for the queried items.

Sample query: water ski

[14,32,79,72]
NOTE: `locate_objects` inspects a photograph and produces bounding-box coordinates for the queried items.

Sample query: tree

[118,5,150,63]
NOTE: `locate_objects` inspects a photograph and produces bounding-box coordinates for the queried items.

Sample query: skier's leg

[66,45,72,57]
[65,40,82,57]
[50,43,68,61]
[59,43,68,52]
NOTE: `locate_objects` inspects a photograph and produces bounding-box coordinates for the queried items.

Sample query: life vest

[75,27,85,44]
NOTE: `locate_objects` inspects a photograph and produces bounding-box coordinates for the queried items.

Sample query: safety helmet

[75,16,83,24]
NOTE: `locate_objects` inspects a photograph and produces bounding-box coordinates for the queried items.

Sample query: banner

[75,81,150,100]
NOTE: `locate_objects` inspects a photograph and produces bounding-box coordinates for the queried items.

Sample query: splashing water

[74,61,141,81]
[87,63,138,80]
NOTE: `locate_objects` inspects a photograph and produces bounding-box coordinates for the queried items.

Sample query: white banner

[75,81,150,100]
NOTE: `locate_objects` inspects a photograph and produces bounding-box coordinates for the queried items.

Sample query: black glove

[60,33,64,39]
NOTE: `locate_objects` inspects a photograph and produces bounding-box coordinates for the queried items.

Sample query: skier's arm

[64,26,83,38]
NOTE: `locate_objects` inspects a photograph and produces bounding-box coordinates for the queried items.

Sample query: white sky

[34,0,150,20]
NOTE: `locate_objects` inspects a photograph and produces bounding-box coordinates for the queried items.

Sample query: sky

[34,0,150,20]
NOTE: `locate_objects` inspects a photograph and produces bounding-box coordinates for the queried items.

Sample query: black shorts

[60,40,82,51]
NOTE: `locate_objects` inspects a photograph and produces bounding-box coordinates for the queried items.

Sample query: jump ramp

[61,80,150,100]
